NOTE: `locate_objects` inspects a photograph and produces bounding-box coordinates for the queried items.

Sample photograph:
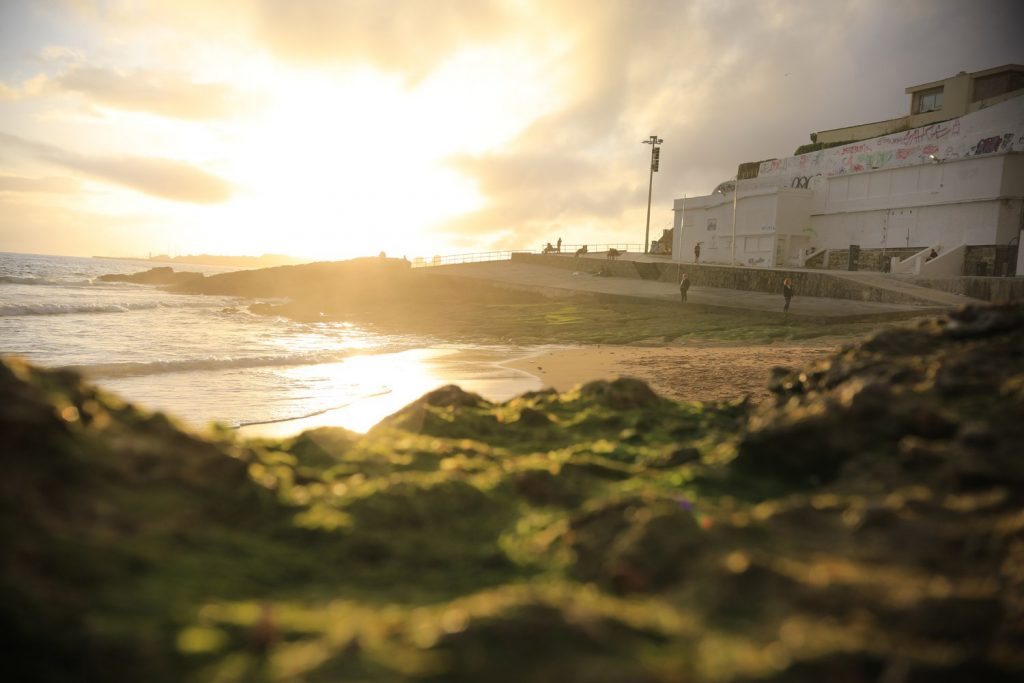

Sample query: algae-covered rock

[2,304,1024,682]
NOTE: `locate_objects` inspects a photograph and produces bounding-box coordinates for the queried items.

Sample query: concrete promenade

[422,258,955,320]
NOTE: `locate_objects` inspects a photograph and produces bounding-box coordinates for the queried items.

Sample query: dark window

[972,70,1024,102]
[916,87,944,113]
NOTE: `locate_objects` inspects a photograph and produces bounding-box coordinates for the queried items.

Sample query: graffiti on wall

[790,174,821,189]
[971,133,1016,155]
[879,118,961,147]
[754,97,1024,186]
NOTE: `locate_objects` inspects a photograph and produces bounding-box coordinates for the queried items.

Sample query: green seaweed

[2,305,1024,682]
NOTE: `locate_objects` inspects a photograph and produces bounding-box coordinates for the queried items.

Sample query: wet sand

[238,340,845,440]
[504,341,843,403]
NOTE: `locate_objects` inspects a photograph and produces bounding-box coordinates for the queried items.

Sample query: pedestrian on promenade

[783,277,794,312]
[557,237,562,252]
[694,243,701,263]
[679,274,690,303]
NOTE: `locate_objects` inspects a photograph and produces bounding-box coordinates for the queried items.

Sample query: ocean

[0,252,541,434]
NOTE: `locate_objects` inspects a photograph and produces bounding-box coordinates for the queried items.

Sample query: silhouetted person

[927,248,938,261]
[694,243,701,263]
[783,277,794,312]
[556,237,562,252]
[575,245,588,257]
[679,274,690,303]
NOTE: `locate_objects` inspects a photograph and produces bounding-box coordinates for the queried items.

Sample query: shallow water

[0,252,540,433]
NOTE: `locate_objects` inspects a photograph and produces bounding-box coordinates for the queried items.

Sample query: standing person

[783,277,794,312]
[694,243,701,263]
[679,274,690,303]
[556,237,562,253]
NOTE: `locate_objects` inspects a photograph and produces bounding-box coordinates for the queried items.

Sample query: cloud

[0,175,81,193]
[436,0,1024,248]
[53,66,247,120]
[0,197,158,256]
[250,0,511,77]
[0,132,233,204]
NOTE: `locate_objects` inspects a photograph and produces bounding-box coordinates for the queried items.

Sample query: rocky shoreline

[2,304,1022,681]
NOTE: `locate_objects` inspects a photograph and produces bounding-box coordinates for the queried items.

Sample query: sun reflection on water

[239,347,540,439]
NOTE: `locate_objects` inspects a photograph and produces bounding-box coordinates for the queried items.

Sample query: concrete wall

[672,188,815,267]
[815,116,909,145]
[906,275,1024,301]
[674,98,1024,274]
[511,253,937,304]
[751,97,1024,190]
[963,245,1019,276]
[810,199,1005,251]
[817,247,920,272]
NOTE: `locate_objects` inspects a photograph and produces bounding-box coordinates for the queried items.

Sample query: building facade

[672,69,1024,276]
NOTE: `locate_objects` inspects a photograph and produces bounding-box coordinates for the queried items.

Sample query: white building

[672,66,1024,276]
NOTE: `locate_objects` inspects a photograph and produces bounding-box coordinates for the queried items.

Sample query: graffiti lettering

[881,118,961,147]
[855,151,893,168]
[790,174,820,188]
[973,135,1004,154]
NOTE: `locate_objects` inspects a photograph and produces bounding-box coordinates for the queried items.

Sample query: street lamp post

[642,135,663,254]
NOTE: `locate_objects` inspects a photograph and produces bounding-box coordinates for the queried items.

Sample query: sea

[0,252,541,435]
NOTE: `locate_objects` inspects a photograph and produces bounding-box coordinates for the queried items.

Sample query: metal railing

[410,250,535,268]
[410,244,648,268]
[539,243,644,255]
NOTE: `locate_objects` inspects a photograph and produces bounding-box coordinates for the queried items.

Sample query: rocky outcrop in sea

[98,266,204,285]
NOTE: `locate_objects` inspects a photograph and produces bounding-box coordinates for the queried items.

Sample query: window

[916,87,943,113]
[706,218,717,231]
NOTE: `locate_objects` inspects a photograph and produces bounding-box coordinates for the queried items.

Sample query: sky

[0,0,1021,261]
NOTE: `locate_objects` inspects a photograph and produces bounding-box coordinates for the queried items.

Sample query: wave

[232,388,392,429]
[64,349,360,378]
[0,275,96,287]
[0,299,231,317]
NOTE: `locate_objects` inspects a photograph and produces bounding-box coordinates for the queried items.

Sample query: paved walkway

[828,270,984,307]
[423,261,947,320]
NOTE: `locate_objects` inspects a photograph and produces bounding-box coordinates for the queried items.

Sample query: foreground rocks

[2,305,1023,682]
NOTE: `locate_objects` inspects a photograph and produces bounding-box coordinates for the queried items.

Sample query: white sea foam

[0,299,226,316]
[0,275,96,287]
[65,350,359,378]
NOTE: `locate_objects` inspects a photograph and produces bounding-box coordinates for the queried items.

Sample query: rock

[3,304,1024,682]
[98,266,204,285]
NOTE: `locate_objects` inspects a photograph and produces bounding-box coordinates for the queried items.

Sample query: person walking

[556,237,562,253]
[679,274,690,303]
[783,277,794,312]
[694,243,701,263]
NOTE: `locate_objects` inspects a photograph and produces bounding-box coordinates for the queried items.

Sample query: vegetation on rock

[2,305,1023,682]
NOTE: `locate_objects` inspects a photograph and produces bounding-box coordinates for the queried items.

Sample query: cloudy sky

[1,0,1021,260]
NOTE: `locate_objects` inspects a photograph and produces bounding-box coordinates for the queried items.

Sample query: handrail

[540,243,644,255]
[411,244,646,267]
[410,250,534,268]
[892,244,943,275]
[799,247,828,268]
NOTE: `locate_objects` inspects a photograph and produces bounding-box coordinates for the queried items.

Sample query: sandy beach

[236,340,848,439]
[505,341,844,403]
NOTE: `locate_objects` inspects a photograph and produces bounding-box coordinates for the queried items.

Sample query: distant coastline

[92,253,309,268]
